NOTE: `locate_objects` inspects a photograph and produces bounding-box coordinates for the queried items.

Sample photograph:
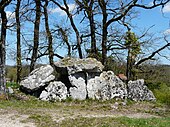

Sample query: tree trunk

[43,0,54,66]
[0,9,7,95]
[87,0,97,55]
[98,0,108,65]
[126,49,131,81]
[89,13,97,54]
[16,0,22,83]
[30,0,41,72]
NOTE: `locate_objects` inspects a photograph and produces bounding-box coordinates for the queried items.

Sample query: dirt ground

[0,102,164,127]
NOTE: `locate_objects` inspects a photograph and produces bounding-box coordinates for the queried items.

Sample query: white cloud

[49,3,77,16]
[164,29,170,35]
[163,2,170,13]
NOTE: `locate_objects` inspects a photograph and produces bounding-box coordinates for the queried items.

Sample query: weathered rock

[39,81,67,101]
[69,73,87,100]
[87,71,127,100]
[19,58,156,102]
[54,57,104,100]
[127,79,156,101]
[54,57,104,75]
[20,65,55,96]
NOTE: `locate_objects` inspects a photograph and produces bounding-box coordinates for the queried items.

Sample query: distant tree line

[0,0,170,96]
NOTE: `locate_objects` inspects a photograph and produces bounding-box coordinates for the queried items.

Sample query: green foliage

[125,31,141,56]
[6,65,30,82]
[6,82,20,89]
[146,81,170,107]
[153,83,170,106]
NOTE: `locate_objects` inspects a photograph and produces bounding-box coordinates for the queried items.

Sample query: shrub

[152,83,170,107]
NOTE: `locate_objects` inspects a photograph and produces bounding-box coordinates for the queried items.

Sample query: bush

[146,81,161,91]
[152,83,170,106]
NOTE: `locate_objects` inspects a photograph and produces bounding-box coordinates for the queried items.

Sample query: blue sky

[4,1,170,65]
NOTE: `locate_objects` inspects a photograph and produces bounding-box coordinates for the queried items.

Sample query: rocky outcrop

[20,65,55,96]
[39,81,67,101]
[127,79,156,101]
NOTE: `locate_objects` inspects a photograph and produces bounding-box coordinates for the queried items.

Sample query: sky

[4,0,170,65]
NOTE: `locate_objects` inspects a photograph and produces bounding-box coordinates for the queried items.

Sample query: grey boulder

[69,73,87,100]
[39,81,68,101]
[87,71,127,100]
[127,79,156,101]
[20,65,55,95]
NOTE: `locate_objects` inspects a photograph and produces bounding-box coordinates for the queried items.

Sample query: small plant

[6,82,20,89]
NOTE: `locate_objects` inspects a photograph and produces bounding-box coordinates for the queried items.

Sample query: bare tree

[0,0,12,96]
[43,0,54,66]
[30,0,41,72]
[97,0,169,65]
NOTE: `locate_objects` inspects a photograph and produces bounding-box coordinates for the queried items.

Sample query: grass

[0,91,170,127]
[6,82,20,89]
[26,114,57,127]
[58,116,170,127]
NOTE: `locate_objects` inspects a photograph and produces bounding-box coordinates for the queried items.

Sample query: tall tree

[0,0,12,96]
[98,0,107,65]
[15,0,22,83]
[43,0,54,66]
[125,31,140,80]
[30,0,41,72]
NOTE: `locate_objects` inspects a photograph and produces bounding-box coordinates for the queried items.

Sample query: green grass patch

[59,116,170,127]
[6,82,20,89]
[26,114,57,127]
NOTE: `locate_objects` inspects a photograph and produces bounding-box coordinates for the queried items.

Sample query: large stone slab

[39,81,68,101]
[69,73,87,100]
[127,79,156,101]
[20,65,55,95]
[54,57,104,75]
